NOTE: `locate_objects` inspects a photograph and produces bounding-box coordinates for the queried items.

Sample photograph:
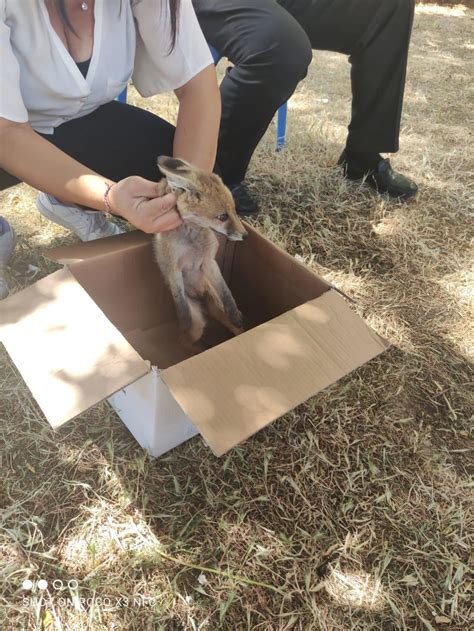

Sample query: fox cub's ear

[157,156,198,195]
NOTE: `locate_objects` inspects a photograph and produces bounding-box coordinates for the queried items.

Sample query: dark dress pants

[193,0,415,185]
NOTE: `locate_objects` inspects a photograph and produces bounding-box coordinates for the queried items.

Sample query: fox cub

[154,156,248,347]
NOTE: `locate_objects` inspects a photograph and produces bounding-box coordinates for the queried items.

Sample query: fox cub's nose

[228,229,248,241]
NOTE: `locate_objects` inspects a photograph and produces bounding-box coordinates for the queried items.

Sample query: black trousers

[193,0,415,184]
[40,100,176,182]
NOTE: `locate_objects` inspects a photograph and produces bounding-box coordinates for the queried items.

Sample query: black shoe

[228,182,259,216]
[338,150,418,201]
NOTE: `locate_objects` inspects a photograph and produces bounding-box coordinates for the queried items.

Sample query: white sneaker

[0,217,16,300]
[36,193,125,242]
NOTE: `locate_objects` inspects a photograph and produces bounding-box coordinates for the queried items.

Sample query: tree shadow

[1,5,472,629]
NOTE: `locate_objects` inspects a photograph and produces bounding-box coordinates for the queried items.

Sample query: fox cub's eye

[216,213,229,222]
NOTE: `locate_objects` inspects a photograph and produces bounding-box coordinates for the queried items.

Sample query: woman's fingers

[109,176,182,233]
[151,208,182,232]
[138,194,182,232]
[143,192,177,215]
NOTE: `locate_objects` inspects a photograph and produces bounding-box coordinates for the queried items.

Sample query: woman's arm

[0,120,111,209]
[173,64,221,173]
[0,118,181,233]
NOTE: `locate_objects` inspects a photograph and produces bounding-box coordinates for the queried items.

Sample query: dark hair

[168,0,181,51]
[54,0,77,35]
[55,0,181,51]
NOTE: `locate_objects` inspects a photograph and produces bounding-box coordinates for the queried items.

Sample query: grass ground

[1,4,473,630]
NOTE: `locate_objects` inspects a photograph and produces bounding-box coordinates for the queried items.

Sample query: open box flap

[161,290,389,457]
[0,268,150,428]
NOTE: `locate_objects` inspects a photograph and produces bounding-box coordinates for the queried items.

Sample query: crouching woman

[0,0,220,296]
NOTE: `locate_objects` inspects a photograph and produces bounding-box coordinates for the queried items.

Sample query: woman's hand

[0,121,181,232]
[108,176,182,233]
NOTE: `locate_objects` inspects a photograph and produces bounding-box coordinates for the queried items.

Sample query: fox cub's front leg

[204,260,244,336]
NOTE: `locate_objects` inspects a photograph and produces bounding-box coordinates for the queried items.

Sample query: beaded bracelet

[104,182,115,215]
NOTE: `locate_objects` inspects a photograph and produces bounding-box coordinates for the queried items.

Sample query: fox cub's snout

[157,156,247,241]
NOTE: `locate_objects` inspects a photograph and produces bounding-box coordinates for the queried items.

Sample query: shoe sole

[340,169,418,202]
[365,177,418,202]
[355,179,418,202]
[338,156,418,202]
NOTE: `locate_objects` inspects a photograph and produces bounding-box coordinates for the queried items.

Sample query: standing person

[0,0,220,257]
[193,0,418,215]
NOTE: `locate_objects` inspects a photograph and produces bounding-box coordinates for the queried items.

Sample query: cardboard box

[0,227,388,457]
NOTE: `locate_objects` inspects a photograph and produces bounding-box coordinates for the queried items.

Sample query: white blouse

[0,0,213,134]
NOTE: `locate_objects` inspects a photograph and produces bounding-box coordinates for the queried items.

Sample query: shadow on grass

[1,6,472,628]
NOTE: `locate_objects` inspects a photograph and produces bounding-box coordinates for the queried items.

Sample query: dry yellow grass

[1,4,473,630]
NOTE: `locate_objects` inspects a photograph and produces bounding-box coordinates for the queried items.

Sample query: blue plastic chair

[209,45,287,151]
[117,88,127,103]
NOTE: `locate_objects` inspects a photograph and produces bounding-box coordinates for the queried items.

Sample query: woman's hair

[168,0,180,51]
[55,0,181,51]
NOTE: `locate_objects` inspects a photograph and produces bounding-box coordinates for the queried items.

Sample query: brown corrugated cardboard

[161,291,386,456]
[0,267,149,427]
[0,226,388,456]
[47,229,151,265]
